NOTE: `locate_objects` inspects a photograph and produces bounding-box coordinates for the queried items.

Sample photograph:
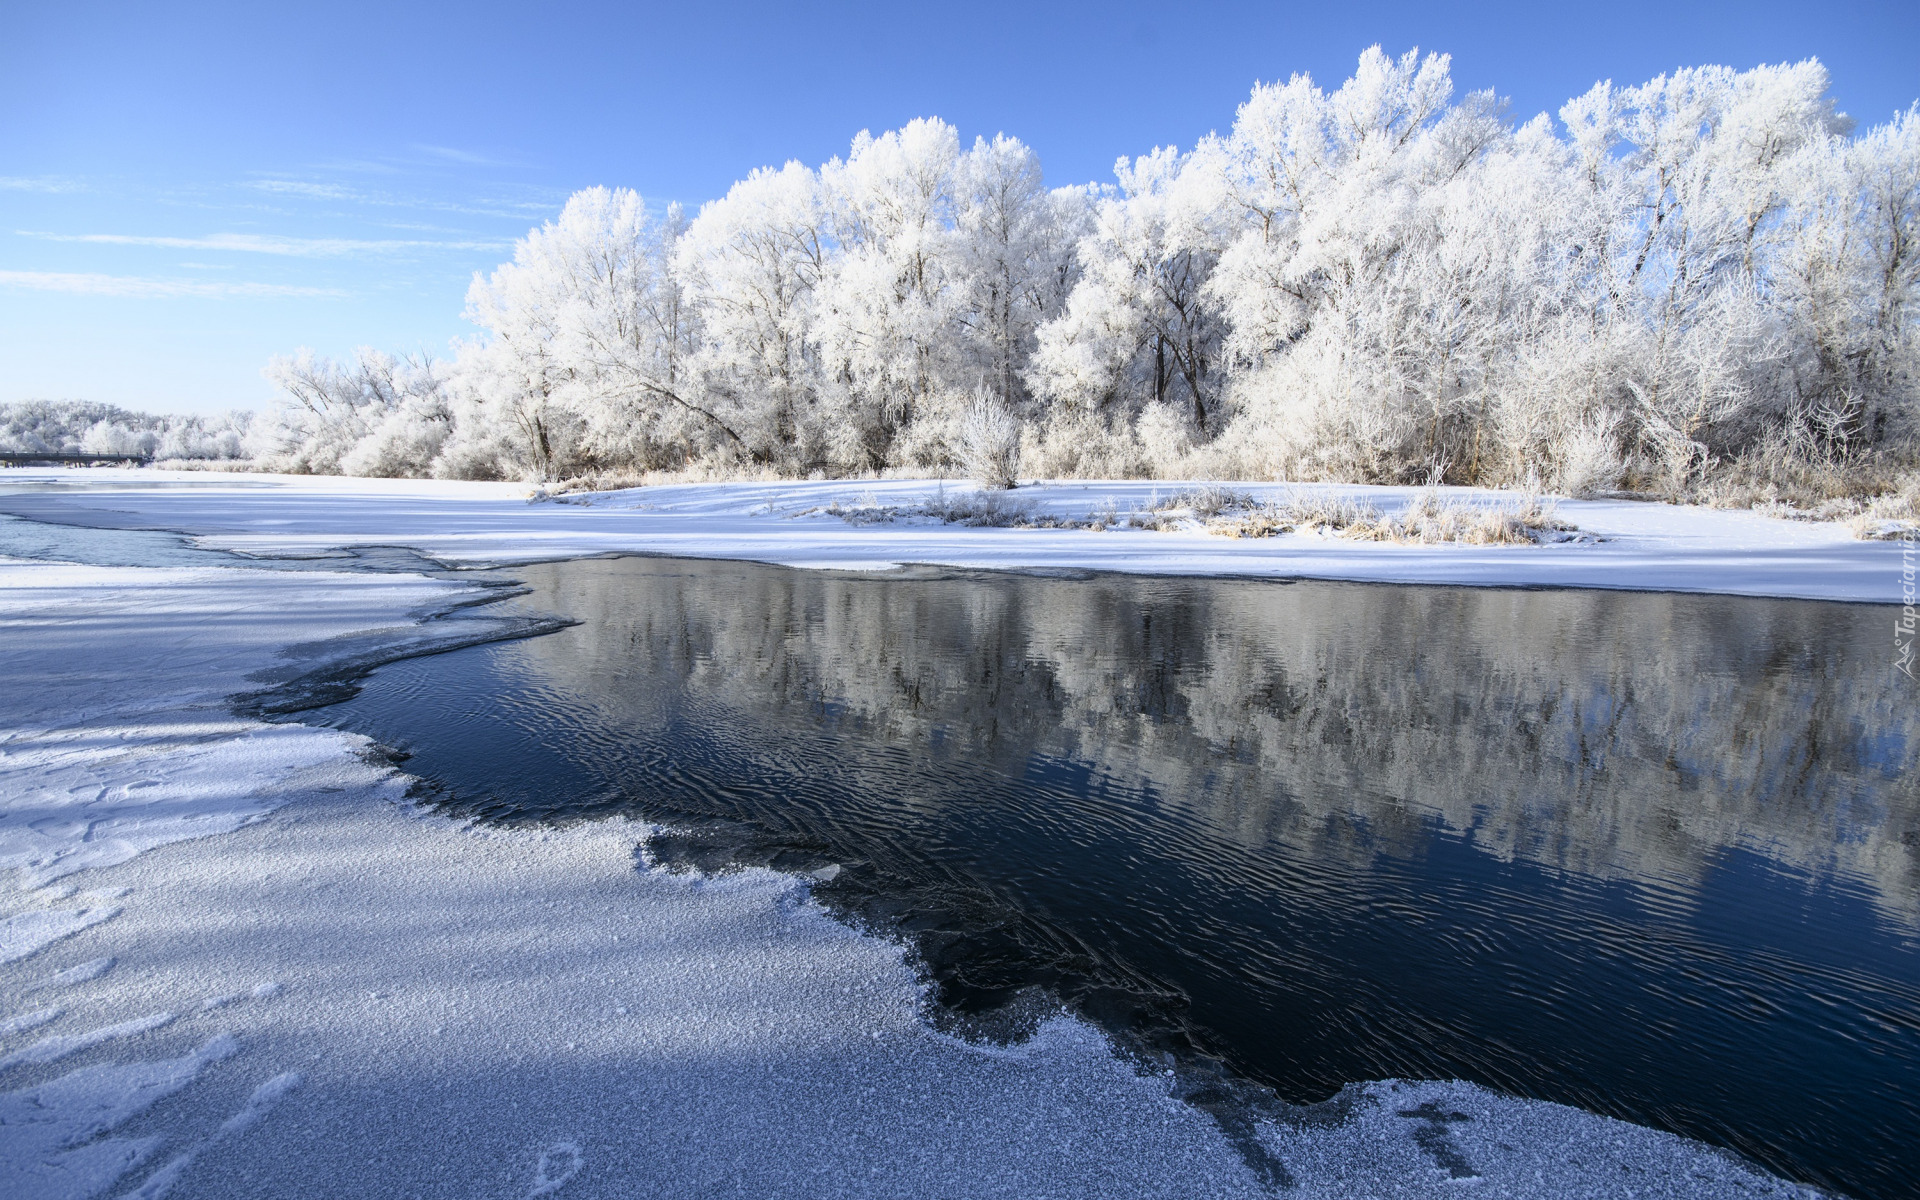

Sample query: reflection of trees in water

[519,558,1919,921]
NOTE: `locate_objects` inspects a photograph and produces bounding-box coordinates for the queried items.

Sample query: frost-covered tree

[1030,144,1229,457]
[676,162,831,468]
[952,135,1087,414]
[811,118,970,468]
[676,122,1084,474]
[249,49,1915,495]
[457,187,731,479]
[1768,104,1920,459]
[256,347,449,476]
[1202,49,1477,478]
[1543,62,1846,485]
[1176,49,1597,483]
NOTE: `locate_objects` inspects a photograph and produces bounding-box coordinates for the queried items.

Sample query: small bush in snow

[959,391,1021,490]
[923,488,1033,526]
[1158,485,1255,518]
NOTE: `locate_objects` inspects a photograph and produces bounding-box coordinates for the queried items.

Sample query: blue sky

[4,0,1916,415]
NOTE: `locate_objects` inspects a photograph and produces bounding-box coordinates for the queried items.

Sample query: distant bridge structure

[0,452,154,467]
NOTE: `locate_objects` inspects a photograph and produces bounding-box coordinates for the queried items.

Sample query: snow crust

[0,467,1906,602]
[0,558,466,889]
[0,474,1835,1197]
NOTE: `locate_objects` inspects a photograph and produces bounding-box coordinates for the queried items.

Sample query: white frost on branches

[253,50,1918,495]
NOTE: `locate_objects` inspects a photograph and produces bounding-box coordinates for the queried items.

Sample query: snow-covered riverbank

[0,468,1906,602]
[0,475,1850,1197]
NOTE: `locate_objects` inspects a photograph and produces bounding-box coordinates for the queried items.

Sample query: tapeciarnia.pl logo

[1899,533,1916,678]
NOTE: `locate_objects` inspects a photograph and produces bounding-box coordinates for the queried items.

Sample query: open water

[310,555,1919,1200]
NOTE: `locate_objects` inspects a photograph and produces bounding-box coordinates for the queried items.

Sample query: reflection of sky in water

[304,558,1916,1200]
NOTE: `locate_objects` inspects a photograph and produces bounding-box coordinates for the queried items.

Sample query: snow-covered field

[0,467,1906,602]
[0,470,1859,1197]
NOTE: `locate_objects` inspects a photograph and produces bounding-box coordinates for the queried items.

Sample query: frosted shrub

[158,416,249,461]
[1135,403,1196,477]
[1274,491,1380,533]
[339,396,453,478]
[1374,496,1572,545]
[822,493,900,525]
[1851,483,1920,539]
[923,488,1033,526]
[958,390,1021,489]
[1551,412,1627,498]
[1019,410,1143,480]
[1752,477,1920,539]
[1158,485,1254,517]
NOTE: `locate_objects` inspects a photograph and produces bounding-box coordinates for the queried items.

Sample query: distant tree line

[240,50,1920,496]
[0,400,251,461]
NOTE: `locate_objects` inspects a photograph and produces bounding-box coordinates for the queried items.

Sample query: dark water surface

[314,557,1920,1199]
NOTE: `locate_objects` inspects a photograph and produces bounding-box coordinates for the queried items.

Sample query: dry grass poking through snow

[1164,486,1579,545]
[809,482,1581,544]
[818,488,1104,529]
[1749,479,1920,541]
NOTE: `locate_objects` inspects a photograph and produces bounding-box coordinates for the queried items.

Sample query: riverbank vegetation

[13,50,1917,515]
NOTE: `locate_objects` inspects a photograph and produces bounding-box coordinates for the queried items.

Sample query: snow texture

[0,473,1833,1198]
[0,467,1908,602]
[2,910,122,965]
[120,1070,302,1200]
[1,1009,63,1037]
[0,1013,175,1072]
[0,556,469,889]
[0,1035,236,1200]
[21,959,116,996]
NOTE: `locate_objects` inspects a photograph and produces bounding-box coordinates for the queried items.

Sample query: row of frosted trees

[258,49,1920,495]
[0,400,252,461]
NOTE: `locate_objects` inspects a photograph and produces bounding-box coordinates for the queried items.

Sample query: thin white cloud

[18,230,508,257]
[250,179,359,200]
[0,176,85,194]
[413,144,513,167]
[0,270,343,299]
[310,158,408,177]
[246,177,557,220]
